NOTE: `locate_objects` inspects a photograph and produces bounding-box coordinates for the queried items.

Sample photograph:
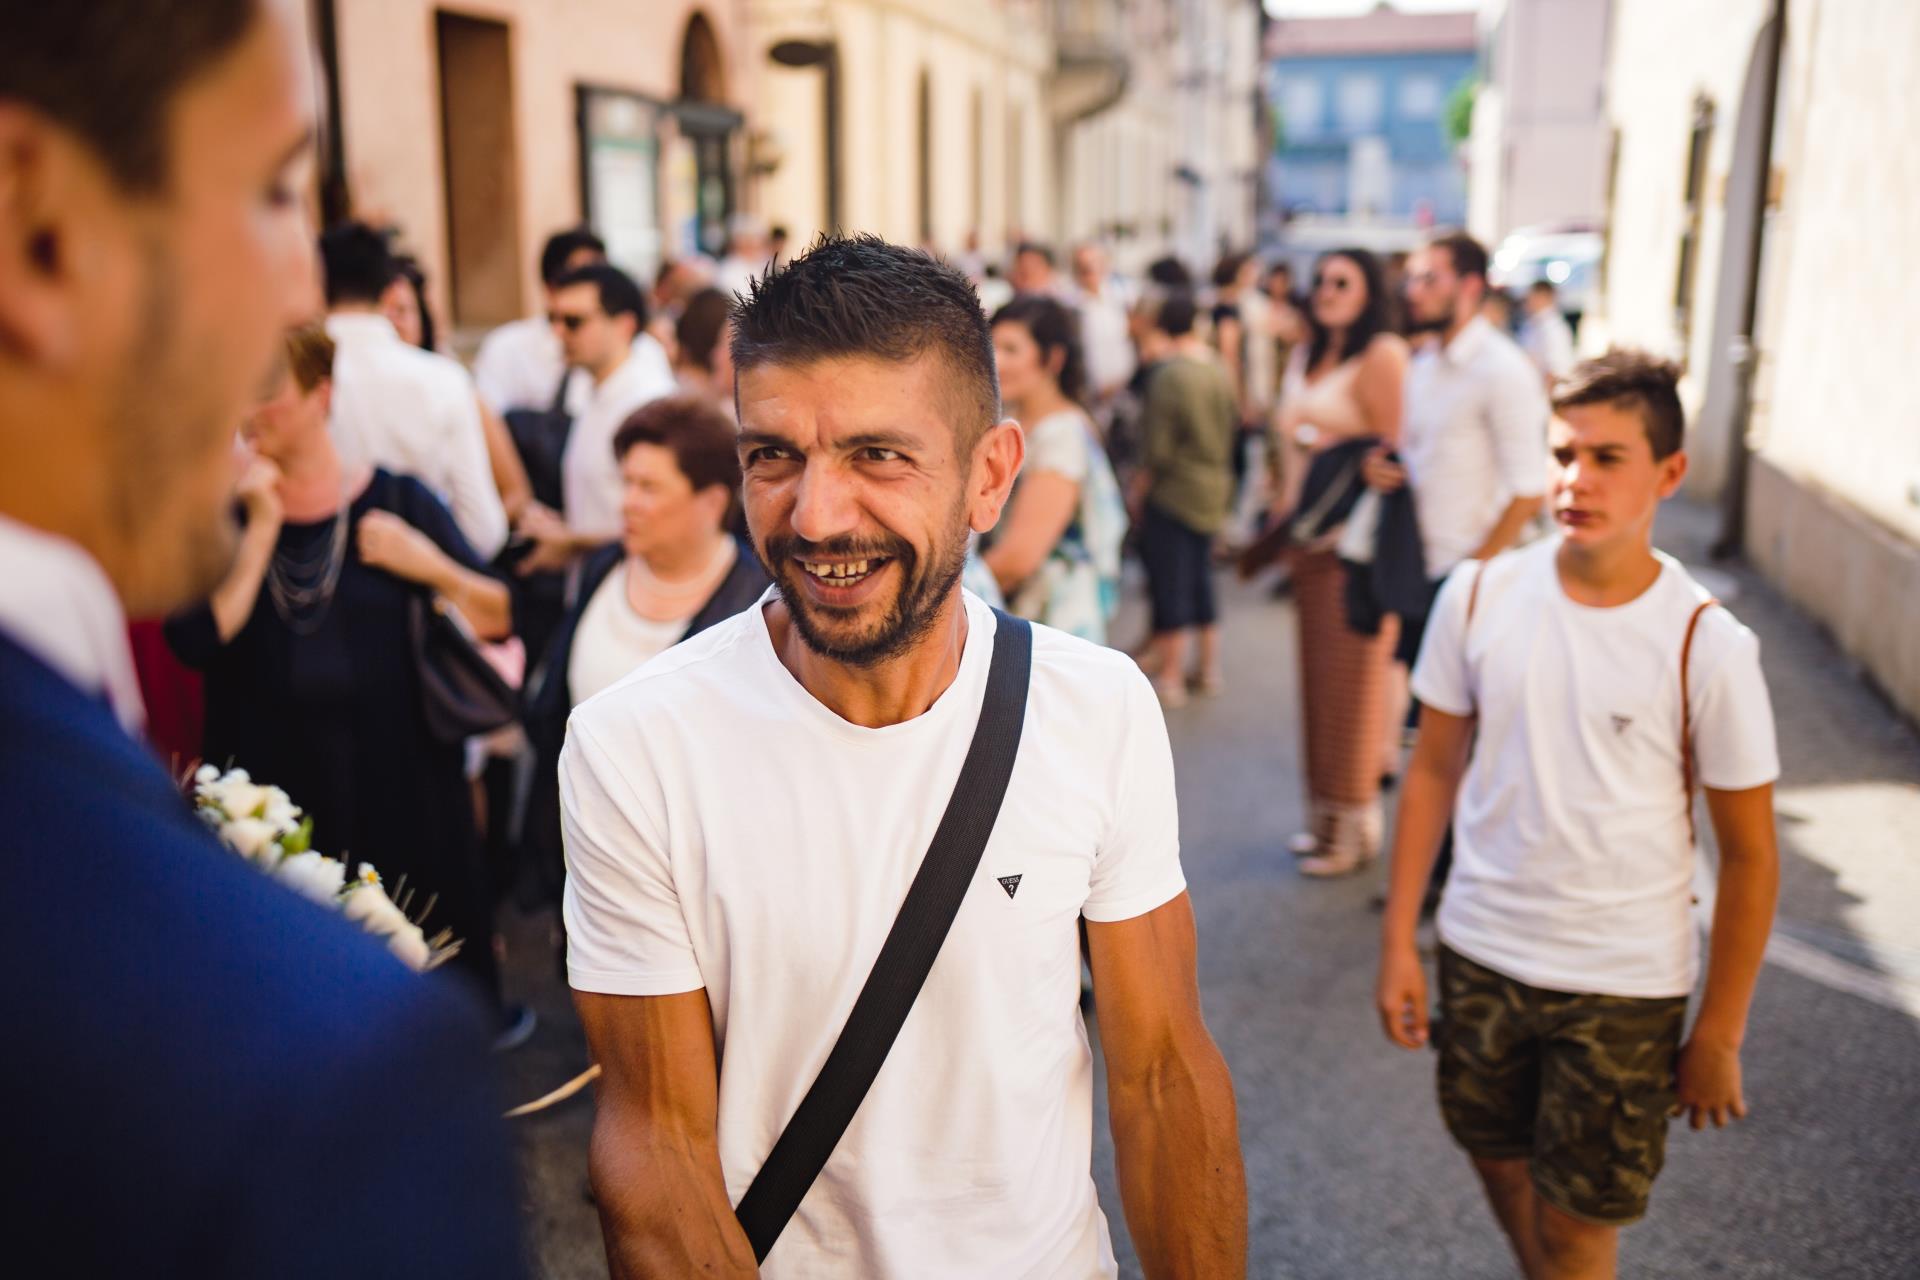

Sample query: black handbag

[502,372,574,512]
[409,593,519,743]
[731,610,1034,1262]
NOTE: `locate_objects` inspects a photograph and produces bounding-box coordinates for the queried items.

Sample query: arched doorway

[681,12,725,104]
[676,11,741,257]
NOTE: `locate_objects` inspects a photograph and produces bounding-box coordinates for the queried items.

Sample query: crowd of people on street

[5,7,1787,1278]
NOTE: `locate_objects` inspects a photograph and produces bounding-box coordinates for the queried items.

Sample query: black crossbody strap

[733,609,1034,1263]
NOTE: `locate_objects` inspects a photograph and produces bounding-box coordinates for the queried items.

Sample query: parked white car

[1490,226,1603,321]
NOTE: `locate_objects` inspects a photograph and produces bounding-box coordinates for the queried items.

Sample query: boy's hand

[1673,1037,1748,1130]
[1376,944,1430,1049]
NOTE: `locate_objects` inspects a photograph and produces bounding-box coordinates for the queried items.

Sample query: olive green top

[1140,355,1240,534]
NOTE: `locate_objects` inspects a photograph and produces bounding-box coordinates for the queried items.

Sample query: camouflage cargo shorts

[1435,945,1688,1226]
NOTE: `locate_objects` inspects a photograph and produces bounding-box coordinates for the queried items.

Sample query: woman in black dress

[168,323,513,1015]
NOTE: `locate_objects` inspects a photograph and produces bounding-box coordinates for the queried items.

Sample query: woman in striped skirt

[1272,249,1408,875]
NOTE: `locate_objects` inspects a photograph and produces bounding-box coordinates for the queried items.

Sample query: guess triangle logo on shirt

[997,874,1023,899]
[1610,714,1633,735]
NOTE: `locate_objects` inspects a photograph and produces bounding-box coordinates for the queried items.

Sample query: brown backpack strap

[1680,598,1718,846]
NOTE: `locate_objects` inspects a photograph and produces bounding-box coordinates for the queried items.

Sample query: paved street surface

[500,501,1920,1278]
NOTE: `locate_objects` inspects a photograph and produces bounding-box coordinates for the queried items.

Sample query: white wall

[1596,0,1772,494]
[1604,0,1920,718]
[1500,0,1611,234]
[748,0,1053,254]
[1751,0,1920,543]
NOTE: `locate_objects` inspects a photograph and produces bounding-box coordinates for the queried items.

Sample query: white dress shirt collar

[0,514,145,734]
[325,310,403,346]
[1441,314,1494,367]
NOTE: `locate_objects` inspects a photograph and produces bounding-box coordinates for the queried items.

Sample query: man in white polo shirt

[1367,231,1550,640]
[319,222,507,558]
[470,225,609,418]
[1365,231,1550,833]
[561,235,1246,1278]
[516,263,676,573]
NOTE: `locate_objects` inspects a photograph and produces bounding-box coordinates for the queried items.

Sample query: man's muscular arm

[1090,893,1247,1278]
[574,989,758,1278]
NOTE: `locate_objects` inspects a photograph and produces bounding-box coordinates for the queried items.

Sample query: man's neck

[766,589,971,729]
[330,302,383,318]
[1556,531,1662,607]
[1441,309,1477,348]
[590,347,630,387]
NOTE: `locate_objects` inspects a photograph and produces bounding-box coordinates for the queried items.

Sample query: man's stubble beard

[759,493,972,669]
[107,235,246,617]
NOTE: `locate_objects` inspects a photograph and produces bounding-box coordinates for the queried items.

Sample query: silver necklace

[266,505,350,635]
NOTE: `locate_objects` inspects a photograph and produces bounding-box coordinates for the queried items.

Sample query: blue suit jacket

[0,634,526,1277]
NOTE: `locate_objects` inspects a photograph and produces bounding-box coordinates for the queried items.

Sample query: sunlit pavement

[500,500,1920,1279]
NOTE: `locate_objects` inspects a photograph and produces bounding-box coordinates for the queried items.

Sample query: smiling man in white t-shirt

[1375,351,1780,1279]
[561,234,1246,1278]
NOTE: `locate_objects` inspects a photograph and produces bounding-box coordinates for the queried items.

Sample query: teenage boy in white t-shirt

[562,235,1246,1279]
[1375,350,1781,1279]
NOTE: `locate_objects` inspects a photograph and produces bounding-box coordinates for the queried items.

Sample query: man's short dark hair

[729,233,1000,448]
[319,221,397,307]
[613,395,743,505]
[540,227,605,288]
[1147,255,1193,288]
[1552,349,1686,460]
[1211,251,1252,289]
[0,1,257,193]
[555,262,648,329]
[1529,280,1557,298]
[1427,230,1490,282]
[1154,289,1199,338]
[1014,241,1055,268]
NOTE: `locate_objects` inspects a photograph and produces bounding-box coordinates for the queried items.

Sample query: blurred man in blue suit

[0,3,527,1275]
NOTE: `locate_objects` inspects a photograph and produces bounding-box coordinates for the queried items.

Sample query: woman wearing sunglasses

[1273,248,1409,875]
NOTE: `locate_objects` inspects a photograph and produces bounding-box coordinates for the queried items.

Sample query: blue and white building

[1264,6,1476,224]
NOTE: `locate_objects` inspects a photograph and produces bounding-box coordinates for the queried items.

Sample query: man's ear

[968,417,1026,534]
[0,104,92,367]
[1658,448,1690,499]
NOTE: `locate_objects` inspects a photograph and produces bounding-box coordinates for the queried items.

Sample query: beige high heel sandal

[1298,801,1382,878]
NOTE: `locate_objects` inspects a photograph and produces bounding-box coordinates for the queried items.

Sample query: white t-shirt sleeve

[1025,412,1091,482]
[1082,668,1187,923]
[1486,357,1550,499]
[560,719,706,995]
[1689,615,1782,791]
[1409,561,1480,717]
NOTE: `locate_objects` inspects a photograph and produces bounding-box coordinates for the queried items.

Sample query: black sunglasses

[548,311,591,332]
[1312,274,1355,293]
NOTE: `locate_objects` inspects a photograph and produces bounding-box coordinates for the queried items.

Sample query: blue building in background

[1265,6,1477,224]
